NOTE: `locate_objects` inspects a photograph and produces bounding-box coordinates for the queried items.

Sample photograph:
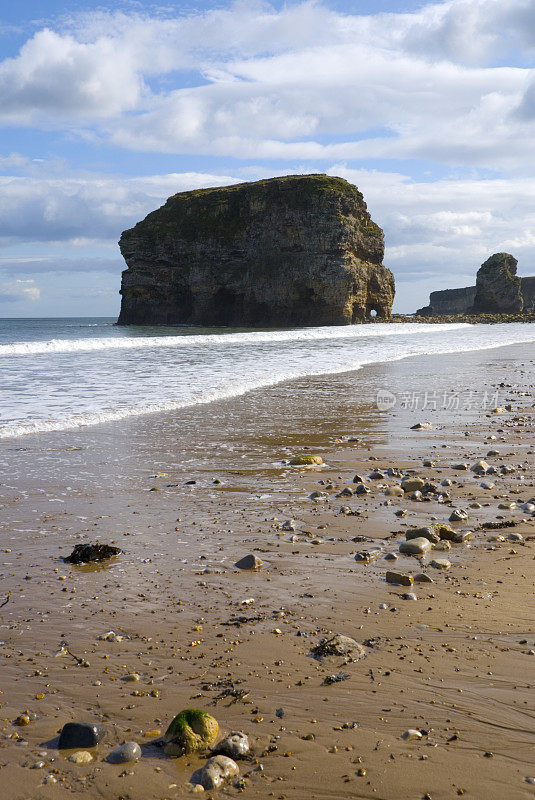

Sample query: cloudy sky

[1,0,534,317]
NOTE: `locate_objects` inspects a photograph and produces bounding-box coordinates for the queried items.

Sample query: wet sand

[0,342,534,799]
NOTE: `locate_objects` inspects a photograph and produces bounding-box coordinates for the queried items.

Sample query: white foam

[0,322,470,357]
[1,325,534,439]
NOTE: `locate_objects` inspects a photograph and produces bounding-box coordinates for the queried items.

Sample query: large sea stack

[117,175,395,326]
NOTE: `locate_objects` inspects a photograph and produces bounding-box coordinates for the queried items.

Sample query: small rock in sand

[399,538,432,556]
[58,722,106,749]
[68,751,94,765]
[280,520,296,531]
[430,558,451,570]
[212,731,250,759]
[386,571,414,586]
[107,742,141,764]
[289,455,323,466]
[235,555,263,570]
[401,477,425,493]
[414,573,433,583]
[192,755,239,790]
[63,543,121,564]
[311,634,366,661]
[402,729,423,740]
[449,509,468,522]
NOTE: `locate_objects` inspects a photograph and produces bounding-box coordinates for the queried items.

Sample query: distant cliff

[417,253,534,316]
[118,174,395,327]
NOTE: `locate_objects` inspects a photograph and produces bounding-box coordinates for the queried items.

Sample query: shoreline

[2,324,535,441]
[0,342,534,799]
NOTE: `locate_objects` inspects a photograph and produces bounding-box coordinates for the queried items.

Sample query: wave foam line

[1,331,533,439]
[0,322,470,357]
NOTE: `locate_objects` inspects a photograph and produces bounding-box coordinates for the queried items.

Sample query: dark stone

[58,721,106,749]
[472,253,523,313]
[117,175,395,327]
[416,254,534,316]
[63,543,122,564]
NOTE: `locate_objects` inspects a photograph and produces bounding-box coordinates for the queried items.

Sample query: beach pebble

[369,469,384,479]
[410,491,423,501]
[379,603,389,609]
[507,532,524,542]
[354,549,381,564]
[289,454,322,465]
[384,552,398,561]
[63,543,121,564]
[212,731,250,759]
[386,571,414,586]
[401,592,418,601]
[471,460,490,473]
[406,526,440,544]
[449,509,468,522]
[399,537,432,556]
[401,477,425,493]
[453,530,472,543]
[352,474,366,483]
[192,755,239,790]
[309,491,329,501]
[107,741,141,764]
[58,721,106,749]
[414,573,434,583]
[312,633,366,661]
[411,422,433,430]
[280,520,296,531]
[434,540,451,551]
[430,558,451,570]
[235,554,263,570]
[354,483,370,495]
[480,481,495,490]
[123,672,141,682]
[452,463,469,471]
[68,750,94,765]
[402,729,423,740]
[385,485,404,497]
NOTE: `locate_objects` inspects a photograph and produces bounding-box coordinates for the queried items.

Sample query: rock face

[417,253,534,315]
[472,253,523,313]
[417,286,476,316]
[118,175,395,326]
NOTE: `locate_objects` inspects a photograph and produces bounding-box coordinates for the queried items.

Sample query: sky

[0,0,534,317]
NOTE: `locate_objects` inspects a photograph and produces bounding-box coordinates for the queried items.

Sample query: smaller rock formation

[417,286,476,316]
[472,253,523,313]
[417,253,534,316]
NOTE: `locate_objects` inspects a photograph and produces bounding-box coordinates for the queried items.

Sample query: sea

[1,317,535,440]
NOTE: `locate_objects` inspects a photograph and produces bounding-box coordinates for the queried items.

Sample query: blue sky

[1,0,534,316]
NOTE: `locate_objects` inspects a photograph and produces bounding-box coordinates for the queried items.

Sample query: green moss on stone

[163,709,219,756]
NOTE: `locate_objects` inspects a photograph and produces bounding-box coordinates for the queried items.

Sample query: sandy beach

[1,341,534,800]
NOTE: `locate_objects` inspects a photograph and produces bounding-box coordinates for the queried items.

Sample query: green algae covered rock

[163,709,219,757]
[289,454,323,466]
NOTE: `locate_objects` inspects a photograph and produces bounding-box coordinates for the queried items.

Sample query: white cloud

[0,278,40,302]
[0,170,238,245]
[0,2,534,168]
